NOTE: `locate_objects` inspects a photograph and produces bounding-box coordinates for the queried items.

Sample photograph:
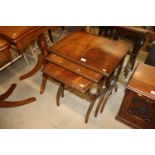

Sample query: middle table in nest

[40,31,130,123]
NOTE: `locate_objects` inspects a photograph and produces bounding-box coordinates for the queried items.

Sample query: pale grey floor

[0,31,147,129]
[0,57,130,128]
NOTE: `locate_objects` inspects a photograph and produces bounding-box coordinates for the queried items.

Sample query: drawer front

[0,51,11,67]
[117,89,155,128]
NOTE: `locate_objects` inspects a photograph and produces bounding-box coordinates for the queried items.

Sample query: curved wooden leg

[0,97,36,107]
[56,84,64,106]
[0,84,17,100]
[40,75,47,94]
[61,86,64,97]
[100,91,111,113]
[85,98,96,123]
[94,94,106,117]
[19,54,44,80]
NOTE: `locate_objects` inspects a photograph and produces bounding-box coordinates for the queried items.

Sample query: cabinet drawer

[116,89,155,128]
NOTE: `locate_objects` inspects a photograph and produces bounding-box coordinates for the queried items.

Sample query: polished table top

[128,63,155,100]
[48,31,130,77]
[0,26,38,40]
[0,26,56,44]
[43,63,94,93]
[47,54,102,82]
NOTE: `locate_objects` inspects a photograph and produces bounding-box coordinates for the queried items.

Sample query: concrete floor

[0,57,130,128]
[0,31,147,128]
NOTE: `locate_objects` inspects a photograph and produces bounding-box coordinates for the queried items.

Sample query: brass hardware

[79,84,84,88]
[80,58,86,62]
[102,68,107,72]
[151,91,155,95]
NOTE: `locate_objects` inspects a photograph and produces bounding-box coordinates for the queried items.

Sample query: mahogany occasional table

[0,26,59,80]
[0,26,56,107]
[40,31,130,123]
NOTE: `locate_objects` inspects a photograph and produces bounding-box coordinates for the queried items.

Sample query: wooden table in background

[99,26,148,77]
[0,26,60,80]
[0,33,36,107]
[0,83,36,107]
[0,26,59,107]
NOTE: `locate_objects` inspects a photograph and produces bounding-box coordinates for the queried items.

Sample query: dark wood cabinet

[116,63,155,129]
[117,89,155,128]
